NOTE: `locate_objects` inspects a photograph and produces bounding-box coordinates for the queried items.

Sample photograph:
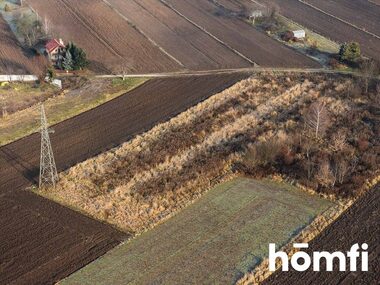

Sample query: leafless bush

[316,159,335,187]
[330,130,347,152]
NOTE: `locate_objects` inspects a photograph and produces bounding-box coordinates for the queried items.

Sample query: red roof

[45,39,65,53]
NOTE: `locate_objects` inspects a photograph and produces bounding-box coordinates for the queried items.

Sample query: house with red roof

[45,38,65,67]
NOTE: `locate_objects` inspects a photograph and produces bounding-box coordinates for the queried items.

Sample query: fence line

[0,75,38,82]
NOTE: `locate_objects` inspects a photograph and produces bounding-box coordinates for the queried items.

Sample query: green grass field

[61,178,333,285]
[0,77,147,146]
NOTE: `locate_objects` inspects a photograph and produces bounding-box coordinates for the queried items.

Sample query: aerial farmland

[0,0,379,284]
[0,15,45,74]
[261,0,380,62]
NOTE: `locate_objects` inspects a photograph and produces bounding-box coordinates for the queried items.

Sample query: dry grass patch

[37,72,379,235]
[0,77,147,146]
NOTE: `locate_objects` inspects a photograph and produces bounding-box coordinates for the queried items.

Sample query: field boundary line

[129,0,221,68]
[101,0,185,68]
[96,67,377,78]
[158,0,257,66]
[299,0,380,39]
[25,0,123,59]
[247,0,265,8]
[368,0,380,6]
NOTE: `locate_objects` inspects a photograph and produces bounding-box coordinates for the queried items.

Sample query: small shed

[292,30,306,39]
[249,10,263,23]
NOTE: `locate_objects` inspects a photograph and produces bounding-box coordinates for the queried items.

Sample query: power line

[39,104,58,189]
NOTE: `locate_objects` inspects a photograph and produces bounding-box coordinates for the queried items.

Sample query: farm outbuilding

[292,30,306,39]
[249,10,263,23]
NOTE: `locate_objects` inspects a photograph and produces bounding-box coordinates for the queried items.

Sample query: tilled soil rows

[25,0,180,73]
[0,73,246,285]
[0,16,46,75]
[304,0,380,37]
[164,0,320,68]
[261,0,380,62]
[105,0,251,70]
[264,185,380,285]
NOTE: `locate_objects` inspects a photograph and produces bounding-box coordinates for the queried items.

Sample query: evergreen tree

[339,42,361,63]
[62,50,73,71]
[66,42,88,70]
[4,4,11,12]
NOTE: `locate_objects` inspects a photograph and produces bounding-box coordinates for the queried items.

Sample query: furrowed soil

[61,178,333,285]
[104,0,251,70]
[0,73,245,284]
[0,16,46,74]
[25,0,319,72]
[304,0,380,37]
[261,0,380,62]
[164,0,320,68]
[25,0,180,73]
[264,184,380,285]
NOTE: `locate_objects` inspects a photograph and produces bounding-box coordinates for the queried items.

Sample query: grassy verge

[60,177,332,285]
[252,14,339,66]
[0,77,148,146]
[0,81,58,115]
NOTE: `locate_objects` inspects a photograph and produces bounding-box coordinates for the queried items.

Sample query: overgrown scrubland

[41,73,379,234]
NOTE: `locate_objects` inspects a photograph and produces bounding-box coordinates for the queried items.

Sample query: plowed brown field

[25,0,319,72]
[304,0,380,37]
[26,0,180,73]
[163,0,320,68]
[264,185,380,285]
[0,73,246,285]
[0,16,45,74]
[262,0,380,62]
[104,0,251,70]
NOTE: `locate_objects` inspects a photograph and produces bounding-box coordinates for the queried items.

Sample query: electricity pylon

[39,104,58,189]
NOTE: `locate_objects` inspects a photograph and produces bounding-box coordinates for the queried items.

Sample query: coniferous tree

[65,42,88,70]
[339,42,361,63]
[62,50,73,71]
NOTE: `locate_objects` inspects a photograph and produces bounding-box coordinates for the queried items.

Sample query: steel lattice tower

[39,104,58,189]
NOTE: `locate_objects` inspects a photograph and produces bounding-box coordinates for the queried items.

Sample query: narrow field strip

[61,178,332,285]
[159,0,256,65]
[101,0,185,68]
[299,0,380,39]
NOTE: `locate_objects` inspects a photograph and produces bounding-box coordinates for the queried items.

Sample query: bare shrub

[244,138,281,169]
[330,130,347,152]
[316,159,335,187]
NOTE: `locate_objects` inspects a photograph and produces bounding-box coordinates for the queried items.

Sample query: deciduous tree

[305,101,330,138]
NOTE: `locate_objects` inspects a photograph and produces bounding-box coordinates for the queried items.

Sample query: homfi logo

[269,243,368,272]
